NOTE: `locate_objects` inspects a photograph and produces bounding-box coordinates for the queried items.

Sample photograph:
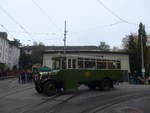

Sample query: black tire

[101,79,112,91]
[43,81,57,96]
[88,84,96,90]
[35,84,43,93]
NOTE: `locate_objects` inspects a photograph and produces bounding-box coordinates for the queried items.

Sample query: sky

[0,0,150,48]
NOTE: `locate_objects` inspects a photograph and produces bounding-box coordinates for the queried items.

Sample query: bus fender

[41,78,63,91]
[41,78,57,85]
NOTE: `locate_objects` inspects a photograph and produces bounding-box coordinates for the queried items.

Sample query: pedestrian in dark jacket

[21,70,26,84]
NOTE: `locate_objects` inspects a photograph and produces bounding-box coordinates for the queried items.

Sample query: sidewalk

[0,76,16,80]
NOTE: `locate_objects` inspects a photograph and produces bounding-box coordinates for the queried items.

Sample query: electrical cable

[31,0,62,32]
[0,24,62,42]
[70,21,123,35]
[8,31,58,36]
[95,0,142,26]
[0,6,35,42]
[0,24,15,40]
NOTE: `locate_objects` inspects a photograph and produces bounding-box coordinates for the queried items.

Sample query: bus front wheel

[35,83,43,93]
[43,81,57,96]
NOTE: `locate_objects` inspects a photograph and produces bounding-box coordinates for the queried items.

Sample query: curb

[0,76,16,80]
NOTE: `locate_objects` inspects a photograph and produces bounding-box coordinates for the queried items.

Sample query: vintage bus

[35,54,128,96]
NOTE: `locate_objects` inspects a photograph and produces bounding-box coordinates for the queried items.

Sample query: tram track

[21,88,150,113]
[18,90,91,113]
[40,89,96,113]
[0,85,34,100]
[0,78,16,88]
[81,89,150,113]
[0,78,22,93]
[13,93,78,113]
[1,82,150,113]
[13,94,62,113]
[39,88,150,113]
[47,93,82,113]
[39,88,149,113]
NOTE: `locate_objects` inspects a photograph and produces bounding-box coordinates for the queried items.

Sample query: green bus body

[35,69,127,95]
[50,69,126,90]
[56,69,126,90]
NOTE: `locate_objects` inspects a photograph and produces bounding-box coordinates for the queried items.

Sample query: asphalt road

[0,78,150,113]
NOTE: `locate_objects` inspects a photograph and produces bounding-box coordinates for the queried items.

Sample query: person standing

[18,72,21,84]
[21,70,26,84]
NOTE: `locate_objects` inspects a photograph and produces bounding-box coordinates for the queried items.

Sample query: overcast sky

[0,0,150,48]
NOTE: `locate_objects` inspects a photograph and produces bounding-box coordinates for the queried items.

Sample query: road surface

[0,78,150,113]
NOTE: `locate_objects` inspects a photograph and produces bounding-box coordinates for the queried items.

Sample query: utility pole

[63,20,67,54]
[62,20,67,69]
[141,34,145,78]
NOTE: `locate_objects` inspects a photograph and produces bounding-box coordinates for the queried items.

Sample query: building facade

[42,46,130,72]
[0,32,9,65]
[0,32,20,70]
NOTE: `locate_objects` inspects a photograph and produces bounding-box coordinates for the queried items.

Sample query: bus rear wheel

[43,81,57,96]
[100,79,112,91]
[88,84,96,90]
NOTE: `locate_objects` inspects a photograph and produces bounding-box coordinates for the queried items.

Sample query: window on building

[68,59,71,68]
[72,59,76,69]
[62,58,66,69]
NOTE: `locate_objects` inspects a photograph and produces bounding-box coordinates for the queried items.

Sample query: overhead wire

[1,0,149,45]
[0,24,15,40]
[7,31,58,36]
[31,0,62,32]
[0,26,62,43]
[0,6,35,42]
[70,21,123,35]
[96,0,125,22]
[31,0,63,43]
[8,30,62,40]
[0,25,61,42]
[95,0,141,26]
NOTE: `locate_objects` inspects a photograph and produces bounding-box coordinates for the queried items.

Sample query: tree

[19,42,45,69]
[0,63,5,71]
[122,22,149,77]
[19,49,32,69]
[128,35,137,73]
[112,46,120,52]
[31,42,45,65]
[122,34,138,73]
[98,42,110,51]
[137,22,148,77]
